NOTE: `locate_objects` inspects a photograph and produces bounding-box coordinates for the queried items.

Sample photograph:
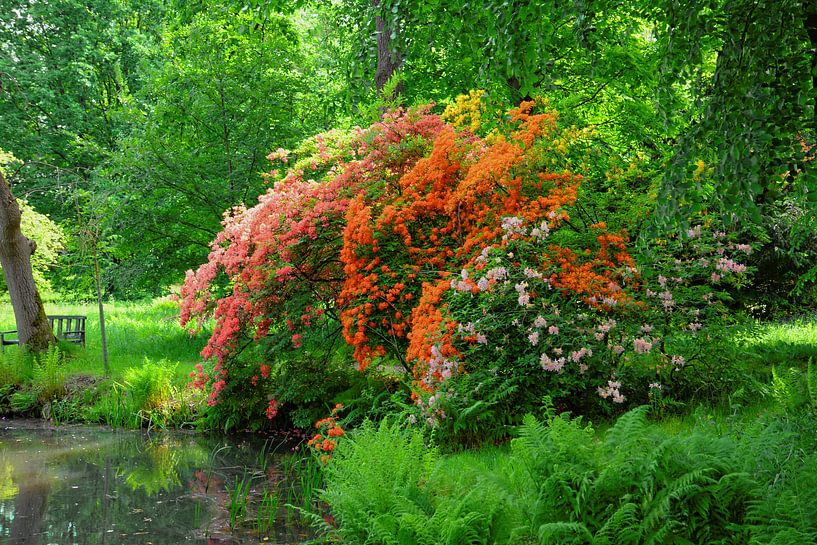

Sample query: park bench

[0,315,86,350]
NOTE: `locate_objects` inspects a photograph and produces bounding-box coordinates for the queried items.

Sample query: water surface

[0,420,311,544]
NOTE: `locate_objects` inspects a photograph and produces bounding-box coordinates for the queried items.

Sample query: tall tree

[654,0,817,228]
[0,171,54,351]
[0,0,164,219]
[102,7,312,294]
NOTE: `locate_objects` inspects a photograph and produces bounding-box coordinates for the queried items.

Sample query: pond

[0,420,314,544]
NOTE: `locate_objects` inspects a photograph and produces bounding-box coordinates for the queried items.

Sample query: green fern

[0,348,32,385]
[805,358,817,411]
[10,391,37,413]
[537,521,594,544]
[32,345,66,402]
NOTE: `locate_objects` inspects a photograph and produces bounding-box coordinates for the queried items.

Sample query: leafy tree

[103,7,314,294]
[654,0,817,229]
[0,0,165,220]
[0,151,65,296]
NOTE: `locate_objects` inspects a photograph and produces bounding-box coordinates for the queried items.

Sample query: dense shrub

[180,94,756,432]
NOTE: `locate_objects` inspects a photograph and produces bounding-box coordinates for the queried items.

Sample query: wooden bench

[0,315,86,350]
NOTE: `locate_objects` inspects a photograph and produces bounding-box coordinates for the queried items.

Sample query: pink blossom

[716,257,747,274]
[598,380,625,403]
[486,267,508,281]
[659,290,674,310]
[671,355,686,368]
[540,354,565,372]
[633,337,653,354]
[570,347,592,362]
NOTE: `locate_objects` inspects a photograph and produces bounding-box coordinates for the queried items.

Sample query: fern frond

[537,521,594,544]
[594,502,640,545]
[806,358,817,411]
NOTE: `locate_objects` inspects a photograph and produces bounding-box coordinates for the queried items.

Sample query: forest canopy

[1,0,814,300]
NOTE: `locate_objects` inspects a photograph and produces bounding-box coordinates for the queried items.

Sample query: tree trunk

[372,0,403,97]
[0,171,54,351]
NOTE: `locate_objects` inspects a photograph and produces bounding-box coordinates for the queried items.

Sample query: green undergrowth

[0,347,205,428]
[739,316,817,368]
[306,315,817,544]
[317,394,817,545]
[0,297,209,428]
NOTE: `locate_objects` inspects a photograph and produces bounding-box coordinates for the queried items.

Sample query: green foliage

[84,381,140,428]
[102,4,316,294]
[227,473,252,529]
[320,419,439,543]
[124,358,175,413]
[740,318,817,367]
[321,407,817,544]
[770,360,817,414]
[0,299,207,428]
[0,348,32,386]
[9,391,38,414]
[32,345,67,402]
[121,358,200,429]
[0,0,165,221]
[656,0,816,232]
[0,151,65,295]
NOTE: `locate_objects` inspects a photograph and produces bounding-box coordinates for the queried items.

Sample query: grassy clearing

[0,297,208,382]
[739,316,817,368]
[0,297,211,428]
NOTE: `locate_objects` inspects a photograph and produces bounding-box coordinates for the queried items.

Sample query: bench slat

[0,315,86,350]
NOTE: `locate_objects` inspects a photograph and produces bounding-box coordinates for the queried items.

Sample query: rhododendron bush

[409,215,754,437]
[180,96,754,430]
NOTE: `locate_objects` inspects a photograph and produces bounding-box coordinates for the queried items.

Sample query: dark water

[0,421,312,544]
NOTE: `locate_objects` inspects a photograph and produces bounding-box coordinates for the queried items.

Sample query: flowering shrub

[340,101,570,372]
[308,403,345,464]
[406,212,755,438]
[179,90,756,433]
[179,107,446,427]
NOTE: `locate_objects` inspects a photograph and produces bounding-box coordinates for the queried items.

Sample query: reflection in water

[0,421,310,544]
[8,464,48,545]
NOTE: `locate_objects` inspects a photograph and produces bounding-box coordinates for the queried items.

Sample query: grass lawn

[0,297,209,382]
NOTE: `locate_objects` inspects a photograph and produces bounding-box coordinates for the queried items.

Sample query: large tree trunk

[372,0,403,97]
[0,171,54,351]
